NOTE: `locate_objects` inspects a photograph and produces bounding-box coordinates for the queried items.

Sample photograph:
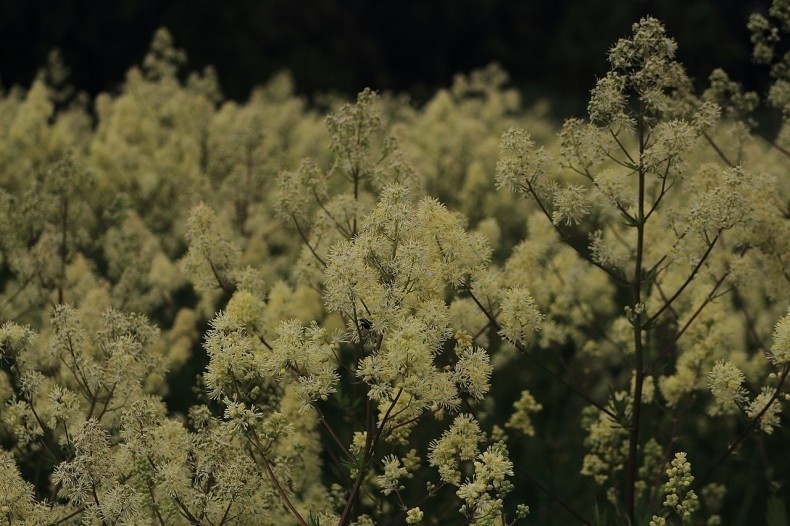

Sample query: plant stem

[249,429,309,526]
[292,214,327,267]
[626,108,646,523]
[466,287,617,420]
[702,132,735,168]
[338,389,402,525]
[701,364,790,484]
[515,466,591,524]
[58,195,68,305]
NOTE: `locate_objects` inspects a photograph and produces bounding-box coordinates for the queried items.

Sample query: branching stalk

[701,364,790,484]
[626,106,646,523]
[466,287,618,420]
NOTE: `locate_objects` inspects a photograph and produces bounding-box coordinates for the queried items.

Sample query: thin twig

[338,389,403,525]
[208,258,233,295]
[249,430,309,526]
[703,132,735,168]
[292,214,327,267]
[701,364,790,484]
[145,478,168,526]
[649,272,730,372]
[754,128,790,158]
[644,161,675,221]
[312,188,352,238]
[217,497,235,526]
[49,507,85,525]
[171,494,202,525]
[609,128,637,165]
[465,287,618,420]
[515,466,591,525]
[646,233,720,327]
[518,181,629,286]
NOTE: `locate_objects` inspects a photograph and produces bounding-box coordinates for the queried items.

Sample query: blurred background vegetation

[0,0,773,117]
[0,2,787,523]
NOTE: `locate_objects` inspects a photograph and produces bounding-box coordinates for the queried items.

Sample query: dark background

[0,0,772,115]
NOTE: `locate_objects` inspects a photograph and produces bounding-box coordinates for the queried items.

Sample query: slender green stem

[626,107,646,523]
[292,214,327,267]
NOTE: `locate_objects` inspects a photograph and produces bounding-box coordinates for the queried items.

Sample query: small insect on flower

[355,317,377,345]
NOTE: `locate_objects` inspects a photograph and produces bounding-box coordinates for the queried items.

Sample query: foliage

[0,5,789,525]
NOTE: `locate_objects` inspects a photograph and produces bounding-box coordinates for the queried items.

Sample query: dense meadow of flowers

[0,3,789,525]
